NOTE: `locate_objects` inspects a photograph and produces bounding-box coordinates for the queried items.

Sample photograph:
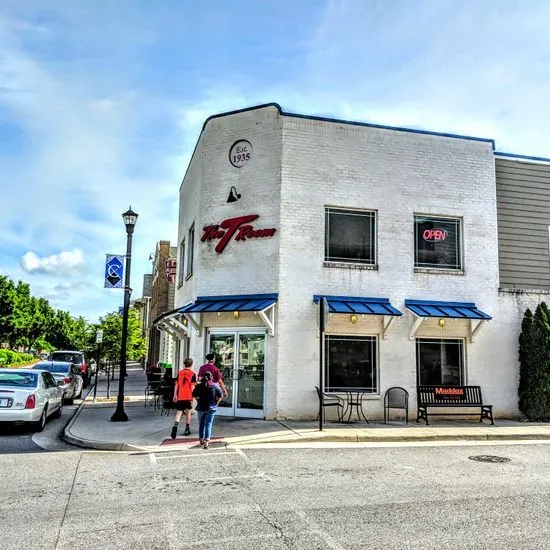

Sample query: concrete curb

[62,382,147,452]
[63,423,550,452]
[225,431,550,446]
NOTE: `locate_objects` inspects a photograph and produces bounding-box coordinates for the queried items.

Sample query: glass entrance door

[207,331,266,418]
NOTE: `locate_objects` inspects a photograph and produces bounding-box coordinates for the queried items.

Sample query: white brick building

[155,103,550,421]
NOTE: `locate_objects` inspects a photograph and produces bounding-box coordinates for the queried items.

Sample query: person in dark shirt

[197,353,228,398]
[192,371,223,449]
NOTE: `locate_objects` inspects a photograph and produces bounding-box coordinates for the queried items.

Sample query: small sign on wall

[423,229,448,242]
[229,140,252,168]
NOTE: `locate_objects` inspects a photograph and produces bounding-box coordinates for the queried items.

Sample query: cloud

[2,0,550,323]
[20,249,85,274]
[47,280,91,302]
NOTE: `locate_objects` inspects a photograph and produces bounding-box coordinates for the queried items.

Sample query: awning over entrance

[179,293,278,336]
[153,307,190,339]
[405,299,492,342]
[313,295,402,340]
[180,293,277,313]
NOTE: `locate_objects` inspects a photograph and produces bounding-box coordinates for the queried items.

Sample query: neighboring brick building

[155,103,550,420]
[147,241,177,369]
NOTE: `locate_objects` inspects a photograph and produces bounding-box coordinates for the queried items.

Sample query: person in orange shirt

[171,358,196,439]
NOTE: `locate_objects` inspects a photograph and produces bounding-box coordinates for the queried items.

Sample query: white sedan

[0,368,64,431]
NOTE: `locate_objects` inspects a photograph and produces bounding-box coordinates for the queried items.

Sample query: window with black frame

[178,239,185,285]
[325,208,376,265]
[416,339,464,386]
[414,215,462,270]
[186,224,194,278]
[324,335,378,392]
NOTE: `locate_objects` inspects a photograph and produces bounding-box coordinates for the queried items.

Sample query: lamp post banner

[104,254,124,288]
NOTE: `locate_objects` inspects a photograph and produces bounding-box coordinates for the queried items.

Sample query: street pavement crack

[235,479,294,549]
[54,453,83,549]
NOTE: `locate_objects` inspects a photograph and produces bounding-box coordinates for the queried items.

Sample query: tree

[518,303,550,421]
[10,281,32,348]
[98,307,146,365]
[0,276,16,343]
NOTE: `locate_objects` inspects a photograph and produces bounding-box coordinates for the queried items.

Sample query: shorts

[174,400,193,411]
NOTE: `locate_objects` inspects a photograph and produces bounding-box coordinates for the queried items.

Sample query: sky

[1,0,550,322]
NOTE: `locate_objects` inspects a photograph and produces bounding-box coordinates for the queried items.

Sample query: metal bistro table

[342,390,370,424]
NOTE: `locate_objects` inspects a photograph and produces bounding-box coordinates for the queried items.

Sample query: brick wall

[174,105,550,420]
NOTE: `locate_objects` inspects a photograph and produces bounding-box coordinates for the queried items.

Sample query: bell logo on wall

[227,186,241,203]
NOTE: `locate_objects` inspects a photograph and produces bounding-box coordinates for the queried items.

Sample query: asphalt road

[1,441,550,549]
[0,401,79,453]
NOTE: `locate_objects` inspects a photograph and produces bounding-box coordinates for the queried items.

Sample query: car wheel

[34,406,47,432]
[64,396,74,405]
[76,387,83,399]
[54,399,63,418]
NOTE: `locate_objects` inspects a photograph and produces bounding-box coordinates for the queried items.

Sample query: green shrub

[519,303,550,421]
[0,350,38,367]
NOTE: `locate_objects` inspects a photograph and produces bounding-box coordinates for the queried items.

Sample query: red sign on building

[165,257,177,284]
[423,229,447,242]
[201,214,277,254]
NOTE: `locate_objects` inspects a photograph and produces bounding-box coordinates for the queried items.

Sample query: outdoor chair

[315,386,345,424]
[384,386,409,424]
[160,381,176,416]
[144,372,162,407]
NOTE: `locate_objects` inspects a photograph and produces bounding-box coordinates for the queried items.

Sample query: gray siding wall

[496,158,550,289]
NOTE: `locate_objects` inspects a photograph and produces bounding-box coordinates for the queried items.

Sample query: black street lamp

[111,207,138,422]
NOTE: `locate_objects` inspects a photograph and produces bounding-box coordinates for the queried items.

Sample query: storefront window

[325,208,376,265]
[416,339,464,385]
[414,215,462,270]
[324,335,378,392]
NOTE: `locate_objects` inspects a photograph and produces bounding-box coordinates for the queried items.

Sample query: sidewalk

[64,364,550,451]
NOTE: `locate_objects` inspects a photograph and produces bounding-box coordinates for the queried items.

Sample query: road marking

[155,450,237,460]
[235,447,249,460]
[234,446,267,477]
[148,452,157,465]
[294,509,346,550]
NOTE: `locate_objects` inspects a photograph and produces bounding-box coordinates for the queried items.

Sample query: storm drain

[468,455,511,463]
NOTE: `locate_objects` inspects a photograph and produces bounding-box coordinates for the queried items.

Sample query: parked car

[0,368,63,431]
[49,350,91,387]
[32,361,83,404]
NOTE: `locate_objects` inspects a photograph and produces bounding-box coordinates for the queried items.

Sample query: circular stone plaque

[229,140,252,168]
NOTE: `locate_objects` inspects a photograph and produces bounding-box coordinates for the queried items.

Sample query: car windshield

[33,363,70,374]
[50,352,82,363]
[0,372,38,388]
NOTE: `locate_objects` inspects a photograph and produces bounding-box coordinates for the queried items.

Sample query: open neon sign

[201,214,277,254]
[423,229,447,242]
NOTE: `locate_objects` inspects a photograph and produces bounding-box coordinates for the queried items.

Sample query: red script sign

[201,214,277,253]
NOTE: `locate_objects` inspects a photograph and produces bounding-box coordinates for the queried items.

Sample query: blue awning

[179,293,278,313]
[405,299,492,320]
[313,295,402,316]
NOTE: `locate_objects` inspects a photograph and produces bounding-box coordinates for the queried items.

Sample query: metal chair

[144,372,161,407]
[160,382,176,416]
[315,386,345,423]
[384,386,409,424]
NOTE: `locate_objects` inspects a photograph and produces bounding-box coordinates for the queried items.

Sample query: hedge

[0,350,38,368]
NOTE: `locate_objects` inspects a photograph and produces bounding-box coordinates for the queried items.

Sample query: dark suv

[49,351,91,387]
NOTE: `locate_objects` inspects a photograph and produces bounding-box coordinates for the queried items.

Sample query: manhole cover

[468,455,510,463]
